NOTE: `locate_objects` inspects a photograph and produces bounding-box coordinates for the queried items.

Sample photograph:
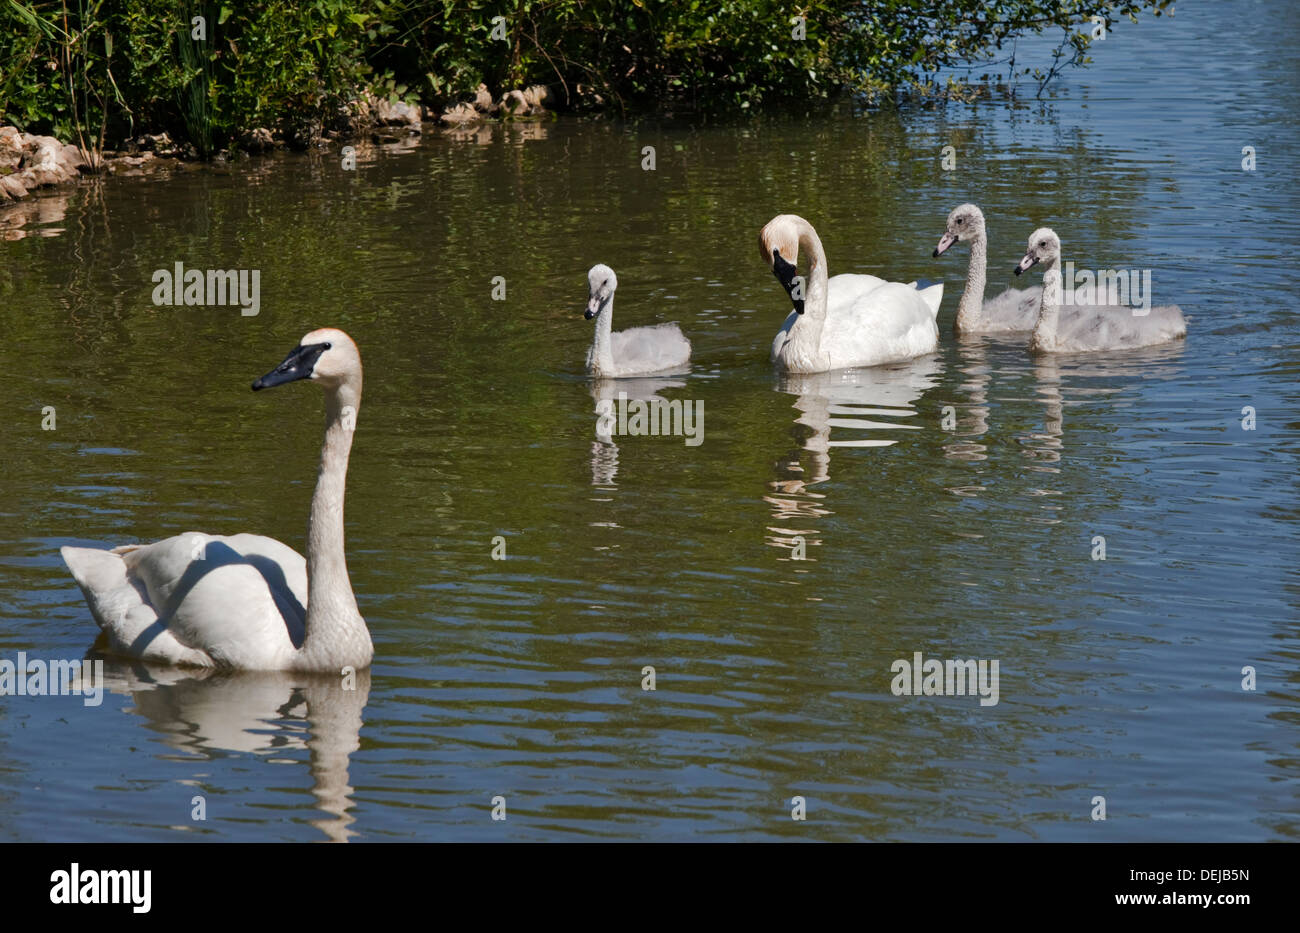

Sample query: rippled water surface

[1,1,1297,841]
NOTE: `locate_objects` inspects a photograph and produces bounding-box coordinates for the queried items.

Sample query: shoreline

[0,83,550,213]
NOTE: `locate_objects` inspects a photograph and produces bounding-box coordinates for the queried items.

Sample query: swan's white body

[62,534,309,668]
[1016,228,1187,354]
[759,215,941,373]
[935,203,1081,335]
[585,264,691,377]
[61,328,373,671]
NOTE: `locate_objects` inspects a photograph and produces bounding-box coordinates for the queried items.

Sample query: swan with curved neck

[584,264,691,377]
[1014,228,1187,353]
[933,203,1045,335]
[759,214,942,373]
[60,328,373,671]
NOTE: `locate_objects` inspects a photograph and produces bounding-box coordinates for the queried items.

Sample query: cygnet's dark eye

[324,342,332,350]
[957,217,964,225]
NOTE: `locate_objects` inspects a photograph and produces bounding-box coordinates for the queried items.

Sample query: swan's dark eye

[957,217,964,225]
[324,342,332,350]
[1038,241,1046,248]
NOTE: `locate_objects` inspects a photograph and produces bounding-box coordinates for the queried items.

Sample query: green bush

[0,0,1176,156]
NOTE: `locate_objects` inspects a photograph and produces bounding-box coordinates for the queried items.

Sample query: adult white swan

[759,214,942,373]
[585,264,691,377]
[933,203,1067,335]
[60,328,373,671]
[1014,228,1187,353]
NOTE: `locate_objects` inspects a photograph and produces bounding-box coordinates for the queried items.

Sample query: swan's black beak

[771,248,804,315]
[933,232,957,258]
[252,342,329,390]
[1014,253,1039,277]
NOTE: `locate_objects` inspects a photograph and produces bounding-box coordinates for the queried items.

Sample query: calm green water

[1,2,1297,841]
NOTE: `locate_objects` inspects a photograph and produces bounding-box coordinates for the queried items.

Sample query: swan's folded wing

[916,283,944,319]
[62,545,156,634]
[115,533,309,668]
[60,545,212,665]
[977,285,1041,331]
[609,323,691,376]
[815,282,939,368]
[1059,303,1187,351]
[771,309,800,362]
[977,285,1085,333]
[827,273,887,305]
[1014,287,1041,328]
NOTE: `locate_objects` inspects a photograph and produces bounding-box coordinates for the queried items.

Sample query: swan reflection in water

[588,375,690,487]
[1015,341,1187,520]
[97,658,370,842]
[942,337,994,466]
[766,355,943,559]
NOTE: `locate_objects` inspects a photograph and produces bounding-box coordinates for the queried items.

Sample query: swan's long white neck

[786,220,831,368]
[589,297,615,376]
[1031,256,1063,352]
[956,232,987,333]
[299,377,372,670]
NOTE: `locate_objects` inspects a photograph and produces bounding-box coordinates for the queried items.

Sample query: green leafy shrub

[0,0,1176,157]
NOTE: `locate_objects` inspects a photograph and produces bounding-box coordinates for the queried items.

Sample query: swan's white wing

[609,322,691,376]
[827,273,887,305]
[817,281,940,369]
[61,545,211,665]
[916,282,944,319]
[830,274,939,316]
[1056,303,1187,352]
[63,533,308,669]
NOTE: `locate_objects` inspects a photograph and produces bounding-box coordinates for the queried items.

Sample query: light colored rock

[440,103,481,125]
[25,137,65,186]
[24,135,63,163]
[0,127,22,173]
[1,174,28,199]
[499,89,529,115]
[473,83,495,113]
[59,144,89,173]
[138,131,173,152]
[523,85,550,111]
[374,97,420,126]
[500,86,551,117]
[245,127,274,151]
